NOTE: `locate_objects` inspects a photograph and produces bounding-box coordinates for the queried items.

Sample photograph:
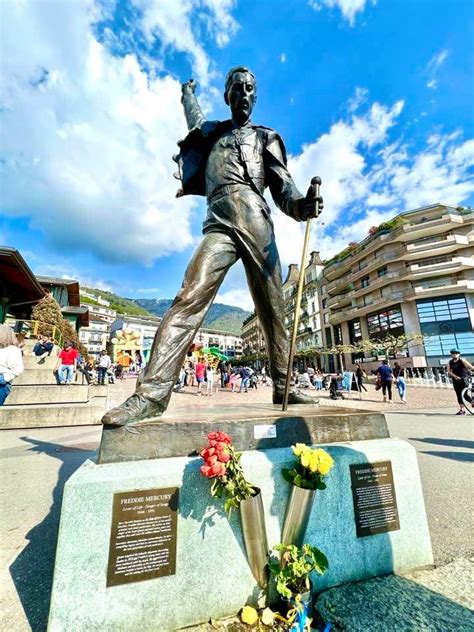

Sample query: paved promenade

[1,379,472,631]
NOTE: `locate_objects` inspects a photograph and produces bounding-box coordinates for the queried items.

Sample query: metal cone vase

[281,485,316,548]
[240,488,269,588]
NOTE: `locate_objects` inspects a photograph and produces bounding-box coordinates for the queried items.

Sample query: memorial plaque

[107,487,179,587]
[350,461,400,538]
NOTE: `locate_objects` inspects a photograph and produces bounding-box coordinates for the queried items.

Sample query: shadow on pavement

[410,437,474,450]
[9,437,96,632]
[316,572,473,631]
[419,450,473,463]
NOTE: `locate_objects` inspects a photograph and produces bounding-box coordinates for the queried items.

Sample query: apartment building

[241,251,324,368]
[79,303,118,358]
[319,204,474,373]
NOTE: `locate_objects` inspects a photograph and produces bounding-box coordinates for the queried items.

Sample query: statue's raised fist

[181,79,196,95]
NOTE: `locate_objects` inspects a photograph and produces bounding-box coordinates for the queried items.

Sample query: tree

[359,333,425,359]
[32,293,88,356]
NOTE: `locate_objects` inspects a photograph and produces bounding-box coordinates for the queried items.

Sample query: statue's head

[224,66,257,124]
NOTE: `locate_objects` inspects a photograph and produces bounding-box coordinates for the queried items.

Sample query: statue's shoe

[101,393,164,426]
[273,390,319,405]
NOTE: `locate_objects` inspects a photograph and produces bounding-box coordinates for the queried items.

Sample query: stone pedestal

[98,403,389,463]
[48,437,433,631]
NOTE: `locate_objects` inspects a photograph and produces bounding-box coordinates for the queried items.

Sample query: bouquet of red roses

[199,431,255,514]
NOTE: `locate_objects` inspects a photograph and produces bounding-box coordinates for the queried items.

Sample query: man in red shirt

[195,358,206,396]
[55,341,78,385]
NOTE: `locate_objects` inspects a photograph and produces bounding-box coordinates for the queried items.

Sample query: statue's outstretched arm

[181,79,206,131]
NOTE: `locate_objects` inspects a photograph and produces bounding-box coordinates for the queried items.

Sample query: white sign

[253,424,277,439]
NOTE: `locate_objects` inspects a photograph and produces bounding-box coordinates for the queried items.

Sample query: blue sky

[1,0,473,309]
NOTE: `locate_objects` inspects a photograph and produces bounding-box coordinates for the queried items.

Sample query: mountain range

[130,298,251,335]
[81,288,251,334]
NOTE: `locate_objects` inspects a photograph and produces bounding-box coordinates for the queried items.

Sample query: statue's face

[226,71,256,123]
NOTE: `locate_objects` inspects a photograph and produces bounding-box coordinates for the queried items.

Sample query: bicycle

[461,374,474,415]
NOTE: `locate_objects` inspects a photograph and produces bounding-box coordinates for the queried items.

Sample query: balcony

[407,255,474,278]
[328,289,414,325]
[326,274,353,295]
[327,292,353,309]
[413,277,474,296]
[392,213,465,242]
[406,233,470,257]
[348,270,406,300]
[350,249,405,282]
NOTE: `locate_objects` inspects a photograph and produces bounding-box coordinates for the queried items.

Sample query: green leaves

[270,543,328,599]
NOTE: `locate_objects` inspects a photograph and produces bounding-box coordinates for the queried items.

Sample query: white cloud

[266,90,473,273]
[135,287,162,294]
[33,263,114,292]
[308,0,375,26]
[0,0,239,265]
[133,0,238,84]
[215,288,254,311]
[426,49,449,73]
[280,53,287,63]
[425,48,449,90]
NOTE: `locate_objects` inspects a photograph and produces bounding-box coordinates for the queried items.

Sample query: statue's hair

[224,66,257,95]
[0,324,18,349]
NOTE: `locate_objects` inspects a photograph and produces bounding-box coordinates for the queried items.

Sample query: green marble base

[48,438,432,631]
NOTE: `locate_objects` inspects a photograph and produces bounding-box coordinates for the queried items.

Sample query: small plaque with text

[107,487,179,587]
[350,461,400,538]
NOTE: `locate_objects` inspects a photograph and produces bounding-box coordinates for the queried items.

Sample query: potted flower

[269,543,328,630]
[199,431,268,588]
[281,445,334,547]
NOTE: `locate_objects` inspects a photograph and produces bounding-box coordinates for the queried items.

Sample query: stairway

[0,339,108,429]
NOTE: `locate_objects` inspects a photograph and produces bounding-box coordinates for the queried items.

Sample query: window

[334,325,343,345]
[424,332,474,357]
[377,266,388,278]
[349,319,362,344]
[367,306,404,337]
[325,327,332,346]
[322,299,327,309]
[361,276,370,288]
[416,295,469,323]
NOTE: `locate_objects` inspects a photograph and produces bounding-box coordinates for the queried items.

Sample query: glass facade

[424,332,474,357]
[416,294,473,358]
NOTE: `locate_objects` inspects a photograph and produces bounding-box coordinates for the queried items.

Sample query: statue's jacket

[173,119,304,222]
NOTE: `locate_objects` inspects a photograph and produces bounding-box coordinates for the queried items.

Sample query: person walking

[0,325,24,405]
[447,348,473,415]
[55,341,78,385]
[195,357,206,395]
[393,362,407,403]
[239,366,250,393]
[97,350,112,385]
[355,365,368,393]
[377,359,394,404]
[205,363,214,396]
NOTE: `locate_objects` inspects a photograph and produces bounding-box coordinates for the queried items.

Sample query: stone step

[6,385,91,406]
[15,369,60,385]
[23,355,59,370]
[14,372,110,389]
[0,399,107,429]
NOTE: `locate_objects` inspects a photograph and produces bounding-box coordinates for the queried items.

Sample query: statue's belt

[207,183,264,205]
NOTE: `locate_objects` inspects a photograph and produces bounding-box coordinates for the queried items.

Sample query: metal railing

[5,318,64,348]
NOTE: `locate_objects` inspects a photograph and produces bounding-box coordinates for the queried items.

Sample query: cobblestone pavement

[109,376,460,414]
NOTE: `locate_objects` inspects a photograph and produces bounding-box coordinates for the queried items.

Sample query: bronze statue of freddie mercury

[102,66,322,426]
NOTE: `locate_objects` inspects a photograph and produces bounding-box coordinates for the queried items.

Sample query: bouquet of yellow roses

[282,444,334,490]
